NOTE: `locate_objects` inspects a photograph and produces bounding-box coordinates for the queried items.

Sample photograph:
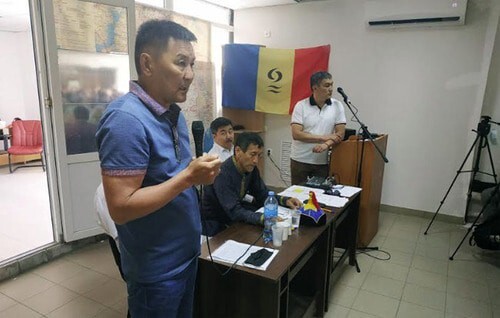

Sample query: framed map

[53,0,128,53]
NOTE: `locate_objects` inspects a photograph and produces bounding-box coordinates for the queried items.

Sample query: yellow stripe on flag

[255,48,295,114]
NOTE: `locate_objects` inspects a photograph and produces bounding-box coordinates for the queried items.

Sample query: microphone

[337,87,349,103]
[191,121,204,158]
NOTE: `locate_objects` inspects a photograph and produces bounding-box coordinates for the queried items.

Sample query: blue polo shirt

[96,82,200,283]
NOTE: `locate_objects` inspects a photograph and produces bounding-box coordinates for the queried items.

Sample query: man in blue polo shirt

[96,20,222,318]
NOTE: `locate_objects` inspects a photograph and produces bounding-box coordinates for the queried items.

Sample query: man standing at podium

[290,71,346,185]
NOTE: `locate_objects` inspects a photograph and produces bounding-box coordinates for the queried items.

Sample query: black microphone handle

[337,87,349,103]
[194,139,203,158]
[191,121,204,158]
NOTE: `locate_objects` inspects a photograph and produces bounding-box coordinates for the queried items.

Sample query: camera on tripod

[477,115,493,137]
[425,115,499,259]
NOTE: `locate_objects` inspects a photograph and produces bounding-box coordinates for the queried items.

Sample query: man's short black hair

[235,132,263,152]
[134,19,197,75]
[210,117,233,134]
[310,71,332,89]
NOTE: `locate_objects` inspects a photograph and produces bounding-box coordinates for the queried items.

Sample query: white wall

[0,30,40,124]
[234,0,500,216]
[481,14,500,181]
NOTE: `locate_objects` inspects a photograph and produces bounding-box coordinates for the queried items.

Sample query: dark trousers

[108,236,125,279]
[107,236,131,318]
[127,259,198,318]
[290,159,329,185]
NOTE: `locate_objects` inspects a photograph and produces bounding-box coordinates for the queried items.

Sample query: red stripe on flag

[289,45,330,114]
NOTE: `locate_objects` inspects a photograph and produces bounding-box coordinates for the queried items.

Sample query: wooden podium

[329,134,388,247]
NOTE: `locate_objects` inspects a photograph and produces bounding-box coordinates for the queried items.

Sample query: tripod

[424,116,499,259]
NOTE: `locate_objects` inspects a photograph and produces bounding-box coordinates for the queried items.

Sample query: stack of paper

[315,193,349,208]
[335,185,362,198]
[209,240,278,271]
[277,185,362,208]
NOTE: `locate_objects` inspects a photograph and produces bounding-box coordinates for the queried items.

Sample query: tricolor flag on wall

[222,44,330,115]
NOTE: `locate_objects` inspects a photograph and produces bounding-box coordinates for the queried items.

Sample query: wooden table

[195,192,360,318]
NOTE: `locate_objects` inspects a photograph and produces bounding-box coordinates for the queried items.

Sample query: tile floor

[0,166,53,263]
[329,211,499,318]
[0,210,498,317]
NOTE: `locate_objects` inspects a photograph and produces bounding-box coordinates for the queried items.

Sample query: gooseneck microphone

[191,121,204,158]
[337,87,349,103]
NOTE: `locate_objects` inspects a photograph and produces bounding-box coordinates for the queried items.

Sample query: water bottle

[263,191,278,243]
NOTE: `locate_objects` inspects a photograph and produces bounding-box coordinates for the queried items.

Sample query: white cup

[276,222,288,241]
[271,224,283,247]
[291,210,301,229]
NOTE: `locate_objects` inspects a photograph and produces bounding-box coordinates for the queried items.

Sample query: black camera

[477,116,492,137]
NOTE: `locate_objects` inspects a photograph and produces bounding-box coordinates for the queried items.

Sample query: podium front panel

[329,134,388,247]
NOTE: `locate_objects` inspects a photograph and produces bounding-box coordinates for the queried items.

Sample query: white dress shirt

[208,142,234,162]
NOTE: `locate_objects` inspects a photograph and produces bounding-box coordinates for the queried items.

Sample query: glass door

[37,0,135,241]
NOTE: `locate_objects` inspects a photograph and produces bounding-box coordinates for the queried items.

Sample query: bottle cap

[268,191,275,196]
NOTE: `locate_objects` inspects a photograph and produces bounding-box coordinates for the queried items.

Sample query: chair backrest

[10,120,43,147]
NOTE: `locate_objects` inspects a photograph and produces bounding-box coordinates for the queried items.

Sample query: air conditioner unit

[365,0,468,28]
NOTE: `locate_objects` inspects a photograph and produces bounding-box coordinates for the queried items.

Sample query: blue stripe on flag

[222,44,260,110]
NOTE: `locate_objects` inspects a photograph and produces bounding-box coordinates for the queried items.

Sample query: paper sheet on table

[315,193,349,208]
[255,205,293,219]
[278,185,324,202]
[209,240,278,271]
[336,185,362,198]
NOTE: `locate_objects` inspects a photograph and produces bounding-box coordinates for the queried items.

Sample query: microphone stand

[341,96,389,166]
[341,94,388,252]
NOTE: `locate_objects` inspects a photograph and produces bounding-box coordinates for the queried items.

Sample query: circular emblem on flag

[267,68,282,93]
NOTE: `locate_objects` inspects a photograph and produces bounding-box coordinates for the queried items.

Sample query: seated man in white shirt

[208,117,234,162]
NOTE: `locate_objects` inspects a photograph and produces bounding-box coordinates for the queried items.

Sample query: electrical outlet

[267,148,272,156]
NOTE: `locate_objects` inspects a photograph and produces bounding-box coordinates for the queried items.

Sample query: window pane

[211,25,230,115]
[173,0,230,25]
[135,0,164,8]
[58,50,129,155]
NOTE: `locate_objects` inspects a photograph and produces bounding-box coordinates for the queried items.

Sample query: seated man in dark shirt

[202,132,302,236]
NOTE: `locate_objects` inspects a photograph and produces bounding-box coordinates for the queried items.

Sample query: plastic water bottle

[263,191,278,243]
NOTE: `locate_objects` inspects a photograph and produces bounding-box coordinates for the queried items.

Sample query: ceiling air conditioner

[365,0,468,28]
